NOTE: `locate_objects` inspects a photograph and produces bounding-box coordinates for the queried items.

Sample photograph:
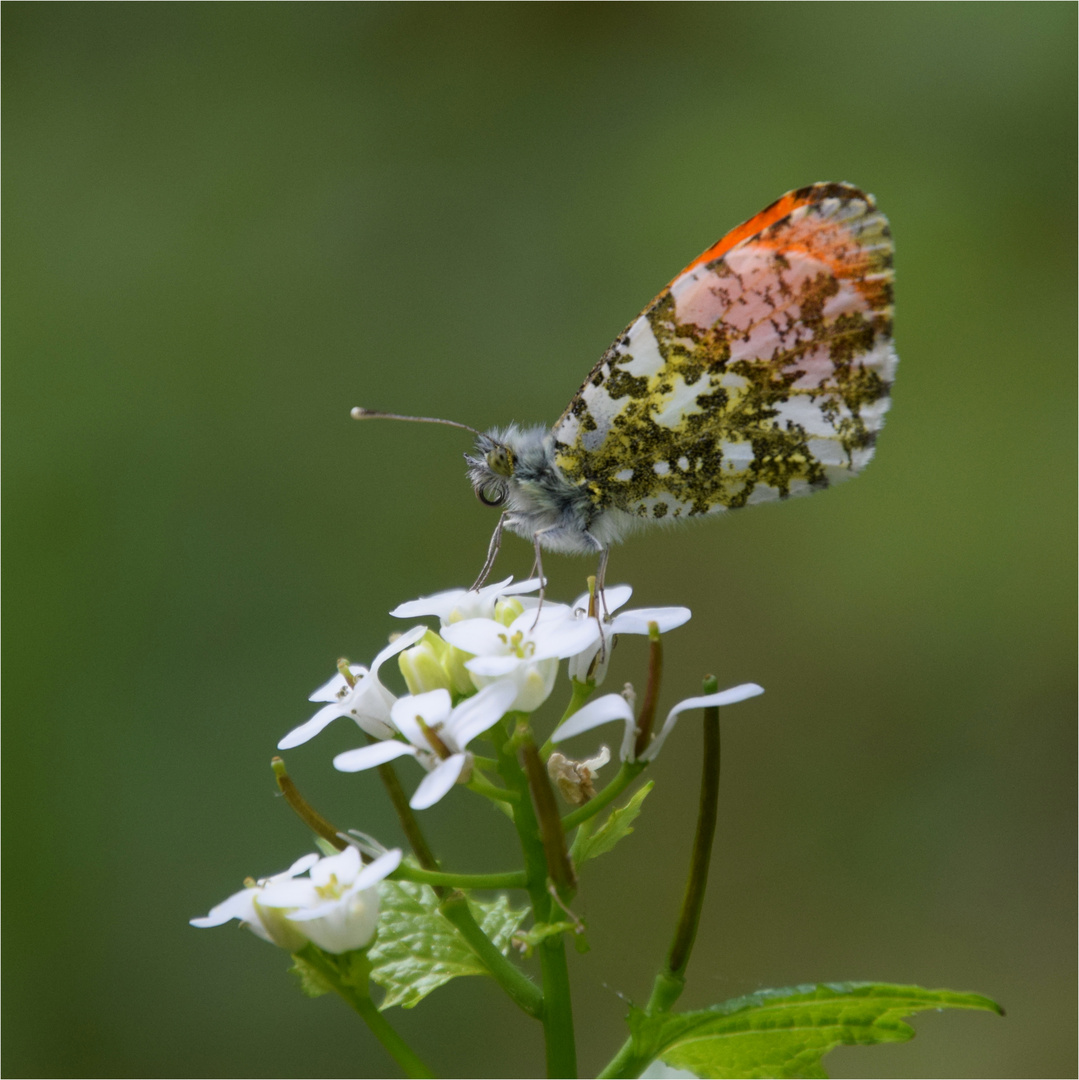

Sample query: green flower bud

[494,597,525,627]
[398,631,454,695]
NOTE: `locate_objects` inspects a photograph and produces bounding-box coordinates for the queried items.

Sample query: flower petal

[609,605,692,635]
[267,853,321,882]
[410,754,468,809]
[370,625,428,677]
[256,879,320,909]
[571,584,633,615]
[581,745,612,771]
[354,847,403,891]
[278,702,347,750]
[641,683,765,762]
[463,654,521,677]
[190,888,256,928]
[528,618,602,661]
[308,844,362,886]
[391,688,452,746]
[498,577,544,597]
[393,682,451,725]
[390,585,500,620]
[390,578,542,623]
[440,618,510,656]
[333,741,418,773]
[550,693,635,744]
[448,681,518,749]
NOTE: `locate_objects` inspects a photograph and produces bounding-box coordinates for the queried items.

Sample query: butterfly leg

[530,533,548,622]
[471,511,508,592]
[593,545,611,621]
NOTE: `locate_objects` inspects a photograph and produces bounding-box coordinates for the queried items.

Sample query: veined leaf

[574,781,654,866]
[618,982,1002,1079]
[368,879,527,1010]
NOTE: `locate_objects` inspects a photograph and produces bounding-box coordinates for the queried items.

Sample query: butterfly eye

[477,482,507,508]
[485,446,514,478]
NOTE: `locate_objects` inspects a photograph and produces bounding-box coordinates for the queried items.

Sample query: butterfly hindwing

[552,183,897,522]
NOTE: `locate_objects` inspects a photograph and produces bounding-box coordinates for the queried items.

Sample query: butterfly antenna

[350,407,485,440]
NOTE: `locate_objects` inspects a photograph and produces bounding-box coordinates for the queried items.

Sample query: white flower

[391,576,542,625]
[332,682,518,809]
[283,847,400,954]
[565,585,692,684]
[278,626,427,749]
[550,683,765,762]
[441,606,600,712]
[190,847,402,954]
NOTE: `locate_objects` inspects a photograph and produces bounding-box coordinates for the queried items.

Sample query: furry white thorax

[464,424,634,556]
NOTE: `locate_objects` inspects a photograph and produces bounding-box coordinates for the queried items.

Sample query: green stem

[596,1040,639,1080]
[497,714,578,1078]
[521,736,576,894]
[296,946,434,1079]
[439,892,544,1018]
[467,774,520,804]
[375,743,532,1021]
[392,865,527,891]
[657,674,721,995]
[373,751,441,873]
[633,624,664,760]
[598,677,724,1079]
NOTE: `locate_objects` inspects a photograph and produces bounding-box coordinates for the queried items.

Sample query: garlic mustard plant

[194,577,1001,1079]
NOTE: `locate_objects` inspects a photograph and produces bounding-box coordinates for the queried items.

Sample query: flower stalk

[598,676,725,1078]
[438,892,544,1018]
[497,714,577,1078]
[272,757,347,851]
[653,673,722,1006]
[633,623,664,759]
[372,747,440,873]
[370,724,543,1021]
[294,945,434,1079]
[521,736,577,895]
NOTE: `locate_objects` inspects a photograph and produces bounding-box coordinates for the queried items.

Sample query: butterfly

[354,182,897,594]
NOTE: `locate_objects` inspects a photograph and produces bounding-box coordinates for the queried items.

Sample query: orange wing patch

[676,182,886,289]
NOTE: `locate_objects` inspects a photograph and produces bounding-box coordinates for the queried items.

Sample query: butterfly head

[464,429,519,509]
[352,407,600,553]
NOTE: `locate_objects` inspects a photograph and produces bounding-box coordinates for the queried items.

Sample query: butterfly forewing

[552,183,897,522]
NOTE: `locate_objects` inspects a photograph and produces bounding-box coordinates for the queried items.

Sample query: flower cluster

[192,577,764,970]
[276,577,762,808]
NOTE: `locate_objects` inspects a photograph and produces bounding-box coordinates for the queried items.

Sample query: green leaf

[368,879,528,1010]
[574,781,653,866]
[623,982,1003,1079]
[289,949,369,1000]
[290,953,333,999]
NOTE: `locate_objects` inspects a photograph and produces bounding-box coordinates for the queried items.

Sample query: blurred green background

[5,4,1075,1078]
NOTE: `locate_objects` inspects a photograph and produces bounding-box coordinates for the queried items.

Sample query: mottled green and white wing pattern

[552,183,897,521]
